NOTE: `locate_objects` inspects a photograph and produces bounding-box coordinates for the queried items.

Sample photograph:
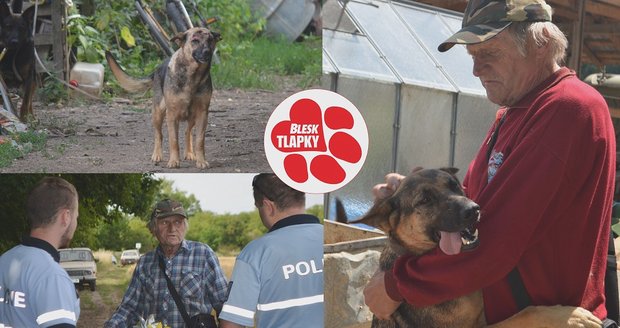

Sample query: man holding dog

[0,177,81,328]
[105,199,229,328]
[219,173,324,328]
[364,0,616,326]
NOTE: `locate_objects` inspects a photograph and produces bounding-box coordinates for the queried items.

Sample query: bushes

[65,0,318,94]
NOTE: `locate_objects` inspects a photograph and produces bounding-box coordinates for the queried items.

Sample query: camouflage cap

[150,199,187,220]
[438,0,552,52]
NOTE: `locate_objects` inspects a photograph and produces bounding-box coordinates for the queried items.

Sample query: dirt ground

[0,85,307,173]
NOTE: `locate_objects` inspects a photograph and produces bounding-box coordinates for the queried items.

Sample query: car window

[123,250,138,256]
[60,250,94,262]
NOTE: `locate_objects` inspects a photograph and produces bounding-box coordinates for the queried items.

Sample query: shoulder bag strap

[158,255,193,327]
[485,110,532,310]
[506,267,531,310]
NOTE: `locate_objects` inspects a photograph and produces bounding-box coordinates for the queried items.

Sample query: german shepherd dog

[0,0,37,122]
[338,168,601,327]
[347,168,484,327]
[106,27,221,168]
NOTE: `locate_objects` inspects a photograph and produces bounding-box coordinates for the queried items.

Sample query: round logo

[265,89,369,193]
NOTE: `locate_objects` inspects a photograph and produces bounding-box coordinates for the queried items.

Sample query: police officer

[0,177,81,327]
[219,173,324,328]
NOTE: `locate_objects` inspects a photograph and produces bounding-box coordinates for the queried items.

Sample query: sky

[155,173,325,214]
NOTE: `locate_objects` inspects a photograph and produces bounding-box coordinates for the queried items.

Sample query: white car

[59,248,97,291]
[120,249,140,265]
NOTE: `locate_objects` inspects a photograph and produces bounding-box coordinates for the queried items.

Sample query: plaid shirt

[105,240,228,328]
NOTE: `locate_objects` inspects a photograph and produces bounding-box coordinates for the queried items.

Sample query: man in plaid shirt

[105,199,228,328]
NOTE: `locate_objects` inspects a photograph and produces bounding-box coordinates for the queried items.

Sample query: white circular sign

[264,89,369,194]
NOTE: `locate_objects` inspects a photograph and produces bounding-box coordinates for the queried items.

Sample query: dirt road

[1,87,304,173]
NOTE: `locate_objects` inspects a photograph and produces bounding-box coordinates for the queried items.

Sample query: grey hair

[506,21,568,65]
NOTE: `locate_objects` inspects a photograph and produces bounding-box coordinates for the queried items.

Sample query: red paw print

[269,98,363,185]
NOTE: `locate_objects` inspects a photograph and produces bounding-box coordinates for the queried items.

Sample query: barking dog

[0,0,37,122]
[350,168,483,327]
[106,27,221,168]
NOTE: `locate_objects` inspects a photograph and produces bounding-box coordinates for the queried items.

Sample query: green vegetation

[0,175,324,255]
[59,0,320,100]
[212,36,321,90]
[0,131,47,168]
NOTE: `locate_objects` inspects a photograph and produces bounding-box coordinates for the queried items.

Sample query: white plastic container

[69,62,104,97]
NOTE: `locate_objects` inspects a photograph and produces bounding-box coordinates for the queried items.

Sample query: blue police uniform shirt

[220,214,324,328]
[0,236,80,328]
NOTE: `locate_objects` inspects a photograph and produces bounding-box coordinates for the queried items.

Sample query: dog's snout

[462,203,480,221]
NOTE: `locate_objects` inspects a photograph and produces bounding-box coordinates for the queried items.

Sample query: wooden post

[568,0,586,77]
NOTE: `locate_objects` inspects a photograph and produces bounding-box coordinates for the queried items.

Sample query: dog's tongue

[439,231,462,255]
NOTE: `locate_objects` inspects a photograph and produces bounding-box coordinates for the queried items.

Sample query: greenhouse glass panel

[323,29,397,82]
[347,0,456,91]
[393,3,485,95]
[453,94,497,173]
[396,85,453,172]
[326,77,397,221]
[322,49,337,74]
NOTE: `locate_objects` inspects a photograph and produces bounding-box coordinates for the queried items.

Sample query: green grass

[212,36,321,90]
[0,131,47,168]
[92,250,134,306]
[105,35,321,95]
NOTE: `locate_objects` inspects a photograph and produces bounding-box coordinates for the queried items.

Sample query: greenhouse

[322,0,497,218]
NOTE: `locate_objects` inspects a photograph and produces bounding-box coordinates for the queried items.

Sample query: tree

[0,174,162,253]
[157,179,202,216]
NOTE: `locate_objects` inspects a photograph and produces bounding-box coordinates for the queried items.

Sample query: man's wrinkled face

[154,215,187,249]
[467,31,539,106]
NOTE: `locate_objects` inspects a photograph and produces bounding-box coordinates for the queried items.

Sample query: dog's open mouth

[460,226,479,251]
[436,213,480,255]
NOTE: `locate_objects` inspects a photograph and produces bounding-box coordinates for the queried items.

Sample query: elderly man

[0,177,81,328]
[364,0,616,326]
[219,173,324,328]
[105,199,228,328]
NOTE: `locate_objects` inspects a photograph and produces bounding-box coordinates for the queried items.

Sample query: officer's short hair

[27,177,78,229]
[252,173,305,209]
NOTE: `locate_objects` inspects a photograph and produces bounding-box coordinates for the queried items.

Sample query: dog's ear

[170,31,188,47]
[0,1,11,22]
[211,31,221,42]
[11,0,22,14]
[439,167,459,176]
[334,198,348,224]
[21,3,35,26]
[352,199,399,234]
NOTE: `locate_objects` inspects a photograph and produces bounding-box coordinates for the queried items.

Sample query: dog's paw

[167,159,181,168]
[184,152,196,161]
[196,160,210,169]
[151,153,163,163]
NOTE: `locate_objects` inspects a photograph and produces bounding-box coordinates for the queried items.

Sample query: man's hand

[372,173,405,201]
[491,305,603,328]
[363,271,402,320]
[538,306,602,328]
[372,168,423,201]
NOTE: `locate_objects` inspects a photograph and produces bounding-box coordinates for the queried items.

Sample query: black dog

[0,0,37,121]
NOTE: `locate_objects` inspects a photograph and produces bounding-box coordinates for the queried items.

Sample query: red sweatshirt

[385,67,616,323]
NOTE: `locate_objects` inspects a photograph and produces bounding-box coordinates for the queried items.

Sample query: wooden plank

[568,0,585,74]
[586,1,620,21]
[595,0,620,7]
[586,22,620,34]
[582,43,603,66]
[609,107,620,119]
[551,6,578,20]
